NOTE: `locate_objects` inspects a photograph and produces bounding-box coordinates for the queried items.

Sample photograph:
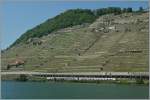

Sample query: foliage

[96,7,122,16]
[139,7,144,12]
[137,7,145,13]
[122,7,133,13]
[127,8,132,12]
[136,78,144,84]
[16,74,28,81]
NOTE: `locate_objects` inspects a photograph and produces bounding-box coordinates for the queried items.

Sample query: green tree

[127,7,132,12]
[122,8,127,13]
[139,7,144,12]
[136,79,144,84]
[17,74,28,81]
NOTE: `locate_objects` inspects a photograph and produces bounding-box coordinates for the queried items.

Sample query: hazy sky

[1,0,149,49]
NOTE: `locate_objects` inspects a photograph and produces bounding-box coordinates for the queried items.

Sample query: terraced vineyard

[1,12,149,72]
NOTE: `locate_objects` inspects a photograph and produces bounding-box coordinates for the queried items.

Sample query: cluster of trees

[94,6,145,16]
[94,7,122,16]
[11,7,146,47]
[122,8,133,13]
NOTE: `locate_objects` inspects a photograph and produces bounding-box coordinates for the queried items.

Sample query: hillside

[10,7,133,47]
[2,9,149,72]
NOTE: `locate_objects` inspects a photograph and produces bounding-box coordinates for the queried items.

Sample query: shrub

[16,74,28,81]
[136,79,144,84]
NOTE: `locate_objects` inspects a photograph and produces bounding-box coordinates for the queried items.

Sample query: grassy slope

[2,12,149,72]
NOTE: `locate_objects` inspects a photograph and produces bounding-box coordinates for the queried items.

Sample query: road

[1,71,149,76]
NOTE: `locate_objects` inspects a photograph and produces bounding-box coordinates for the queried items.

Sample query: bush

[139,7,144,12]
[16,74,28,81]
[136,79,144,84]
